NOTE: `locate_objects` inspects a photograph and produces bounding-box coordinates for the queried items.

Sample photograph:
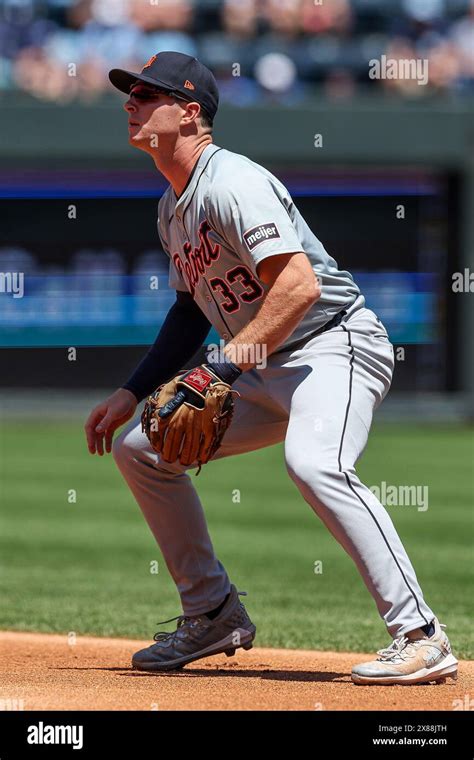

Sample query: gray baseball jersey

[157,143,364,349]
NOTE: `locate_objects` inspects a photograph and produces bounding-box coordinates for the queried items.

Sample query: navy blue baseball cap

[109,51,219,121]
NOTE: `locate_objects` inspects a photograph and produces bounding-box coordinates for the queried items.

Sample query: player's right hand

[85,388,137,456]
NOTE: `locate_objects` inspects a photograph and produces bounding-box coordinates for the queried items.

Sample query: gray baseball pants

[113,307,435,637]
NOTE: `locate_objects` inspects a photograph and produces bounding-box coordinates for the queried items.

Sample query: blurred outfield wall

[1,95,473,417]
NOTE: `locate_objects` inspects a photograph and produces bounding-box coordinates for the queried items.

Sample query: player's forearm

[223,280,319,370]
[122,292,211,402]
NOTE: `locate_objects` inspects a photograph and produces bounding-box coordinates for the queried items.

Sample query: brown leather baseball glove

[141,365,239,473]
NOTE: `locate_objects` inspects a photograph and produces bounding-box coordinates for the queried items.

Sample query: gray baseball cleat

[132,584,256,672]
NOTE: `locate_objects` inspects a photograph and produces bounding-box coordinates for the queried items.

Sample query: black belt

[275,310,348,354]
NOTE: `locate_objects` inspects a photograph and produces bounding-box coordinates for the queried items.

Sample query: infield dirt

[0,631,471,711]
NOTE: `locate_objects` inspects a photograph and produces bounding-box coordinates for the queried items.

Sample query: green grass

[0,421,472,657]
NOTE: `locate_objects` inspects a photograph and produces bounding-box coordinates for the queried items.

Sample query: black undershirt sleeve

[121,290,212,403]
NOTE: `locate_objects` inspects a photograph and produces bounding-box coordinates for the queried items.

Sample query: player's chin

[127,131,147,148]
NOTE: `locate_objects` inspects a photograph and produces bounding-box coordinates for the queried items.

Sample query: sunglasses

[129,87,193,104]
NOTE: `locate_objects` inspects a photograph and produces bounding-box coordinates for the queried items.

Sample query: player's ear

[181,101,201,125]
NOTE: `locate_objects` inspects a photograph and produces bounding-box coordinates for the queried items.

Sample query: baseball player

[84,52,458,685]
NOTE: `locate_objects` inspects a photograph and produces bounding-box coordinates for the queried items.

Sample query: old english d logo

[184,80,195,90]
[172,219,221,298]
[142,54,158,72]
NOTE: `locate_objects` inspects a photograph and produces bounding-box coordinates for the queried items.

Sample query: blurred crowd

[0,246,174,328]
[0,0,473,103]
